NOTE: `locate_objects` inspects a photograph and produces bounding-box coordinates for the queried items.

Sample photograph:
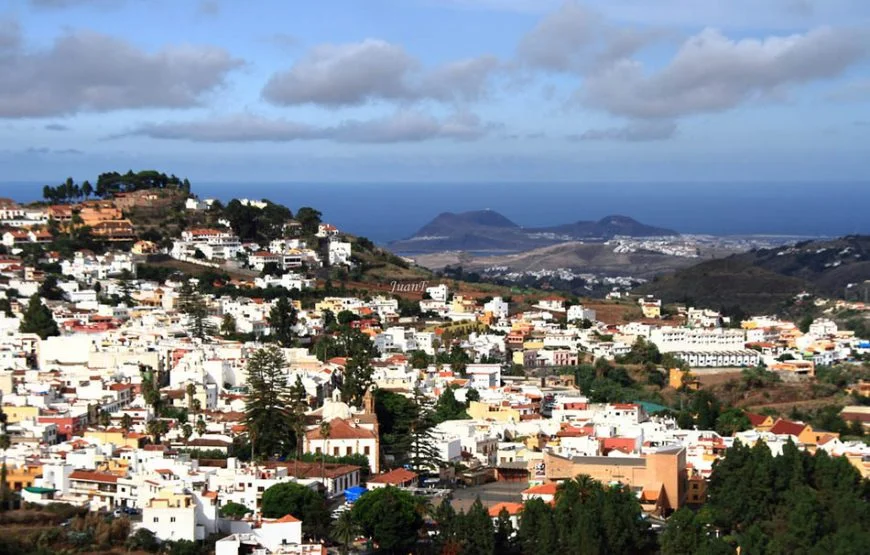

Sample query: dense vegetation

[42,170,190,203]
[700,440,870,553]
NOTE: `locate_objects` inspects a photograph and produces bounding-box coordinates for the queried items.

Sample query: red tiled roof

[745,412,770,427]
[305,418,376,441]
[368,468,418,485]
[522,482,558,496]
[271,514,301,523]
[770,419,808,437]
[488,502,523,517]
[69,471,118,483]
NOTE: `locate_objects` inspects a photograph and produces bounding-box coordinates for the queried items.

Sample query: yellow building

[467,401,521,423]
[84,429,143,450]
[450,295,477,314]
[668,368,700,391]
[2,405,39,423]
[6,464,43,492]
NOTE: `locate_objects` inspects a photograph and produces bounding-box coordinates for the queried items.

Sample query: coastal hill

[636,235,870,313]
[390,209,678,254]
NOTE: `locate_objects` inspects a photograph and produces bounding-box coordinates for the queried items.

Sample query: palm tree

[319,420,332,482]
[195,415,207,437]
[186,383,196,413]
[331,509,360,555]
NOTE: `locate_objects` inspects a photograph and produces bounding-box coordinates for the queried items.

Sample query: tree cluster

[222,199,294,242]
[702,439,870,552]
[261,482,331,540]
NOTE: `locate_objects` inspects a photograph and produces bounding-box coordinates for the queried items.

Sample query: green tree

[331,509,361,555]
[337,328,377,408]
[220,501,251,519]
[659,508,724,555]
[518,498,556,555]
[408,387,443,472]
[269,295,298,347]
[178,282,212,340]
[295,206,322,235]
[409,350,431,369]
[125,528,160,553]
[351,486,423,554]
[261,482,331,540]
[38,275,65,301]
[220,313,236,336]
[715,407,751,436]
[195,415,207,437]
[461,498,495,555]
[494,506,516,554]
[433,387,468,423]
[19,294,60,339]
[120,413,133,434]
[244,346,295,458]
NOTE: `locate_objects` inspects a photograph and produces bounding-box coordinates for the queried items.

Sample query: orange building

[542,445,686,513]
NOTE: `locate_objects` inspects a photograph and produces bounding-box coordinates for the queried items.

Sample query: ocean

[2,181,867,244]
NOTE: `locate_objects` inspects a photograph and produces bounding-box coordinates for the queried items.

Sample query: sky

[1,0,869,183]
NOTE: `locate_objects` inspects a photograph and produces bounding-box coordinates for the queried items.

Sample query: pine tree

[244,346,294,458]
[19,294,59,339]
[461,498,495,555]
[269,295,298,347]
[407,387,443,472]
[178,282,212,340]
[337,328,377,408]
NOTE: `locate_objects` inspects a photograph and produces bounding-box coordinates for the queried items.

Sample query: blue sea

[1,181,867,244]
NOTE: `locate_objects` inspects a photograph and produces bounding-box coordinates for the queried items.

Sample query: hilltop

[390,209,678,254]
[636,235,870,313]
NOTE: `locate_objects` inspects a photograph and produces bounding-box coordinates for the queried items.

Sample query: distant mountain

[390,210,678,254]
[414,210,519,237]
[535,215,678,240]
[635,235,870,314]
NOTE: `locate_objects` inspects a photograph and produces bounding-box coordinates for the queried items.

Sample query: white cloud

[262,39,499,107]
[0,29,243,118]
[118,111,494,143]
[580,27,868,119]
[568,121,677,142]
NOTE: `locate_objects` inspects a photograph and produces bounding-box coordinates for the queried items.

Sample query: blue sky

[1,0,869,183]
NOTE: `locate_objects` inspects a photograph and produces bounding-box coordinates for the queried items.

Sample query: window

[170,517,176,523]
[153,517,159,523]
[316,447,322,455]
[333,447,339,456]
[346,447,352,456]
[364,446,370,455]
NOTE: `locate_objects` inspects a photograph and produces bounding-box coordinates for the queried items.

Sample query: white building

[484,297,509,320]
[328,241,352,266]
[426,284,449,302]
[567,305,596,323]
[465,364,502,390]
[303,418,379,474]
[649,326,746,353]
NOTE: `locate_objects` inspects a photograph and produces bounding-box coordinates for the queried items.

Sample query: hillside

[390,210,679,254]
[413,241,700,278]
[636,235,870,313]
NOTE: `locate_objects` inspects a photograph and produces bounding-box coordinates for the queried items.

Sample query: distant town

[0,173,868,554]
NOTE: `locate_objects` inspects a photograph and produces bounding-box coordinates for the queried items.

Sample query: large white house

[303,418,379,474]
